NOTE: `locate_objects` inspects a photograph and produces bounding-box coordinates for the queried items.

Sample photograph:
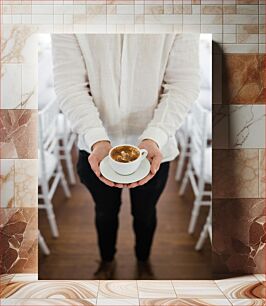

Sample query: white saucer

[99,156,151,184]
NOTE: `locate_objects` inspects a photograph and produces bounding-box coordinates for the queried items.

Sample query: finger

[88,155,101,177]
[138,173,154,186]
[99,175,115,187]
[127,182,139,188]
[114,183,124,188]
[150,154,162,175]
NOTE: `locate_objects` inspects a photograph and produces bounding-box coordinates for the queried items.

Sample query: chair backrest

[189,101,210,179]
[38,99,59,155]
[38,100,60,181]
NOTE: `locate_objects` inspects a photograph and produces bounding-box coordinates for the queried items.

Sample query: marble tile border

[0,276,265,303]
[0,0,265,293]
[0,159,38,208]
[0,110,38,159]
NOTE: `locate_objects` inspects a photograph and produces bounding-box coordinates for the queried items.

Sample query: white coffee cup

[109,144,148,176]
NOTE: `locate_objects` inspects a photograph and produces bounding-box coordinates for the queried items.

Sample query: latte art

[111,145,140,163]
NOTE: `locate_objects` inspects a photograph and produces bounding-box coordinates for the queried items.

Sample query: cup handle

[139,149,148,161]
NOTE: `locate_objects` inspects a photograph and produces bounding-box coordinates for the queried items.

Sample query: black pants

[77,150,169,261]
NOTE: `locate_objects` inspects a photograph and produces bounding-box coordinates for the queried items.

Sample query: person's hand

[127,139,163,188]
[88,141,124,188]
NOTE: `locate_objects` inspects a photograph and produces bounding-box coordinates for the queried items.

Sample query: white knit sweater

[51,33,200,162]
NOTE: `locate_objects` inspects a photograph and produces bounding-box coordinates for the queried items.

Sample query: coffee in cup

[109,144,148,175]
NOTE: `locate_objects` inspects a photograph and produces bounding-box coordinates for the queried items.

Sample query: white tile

[223,15,258,25]
[183,24,201,32]
[32,4,53,14]
[12,15,22,24]
[222,43,258,53]
[1,299,97,305]
[116,5,134,15]
[87,15,107,25]
[192,5,200,14]
[259,5,265,14]
[73,5,86,14]
[254,274,266,283]
[32,14,54,24]
[98,281,138,299]
[138,281,176,299]
[2,15,12,24]
[237,4,258,15]
[22,63,37,109]
[144,14,182,24]
[223,33,236,43]
[1,64,22,109]
[223,24,236,33]
[54,5,64,14]
[229,299,266,305]
[107,15,134,25]
[259,44,265,54]
[135,4,144,15]
[212,33,223,43]
[201,15,222,25]
[201,24,222,34]
[183,14,200,24]
[2,26,38,65]
[237,33,259,44]
[0,160,15,208]
[172,280,225,298]
[96,299,139,305]
[54,15,64,24]
[229,105,265,149]
[213,105,229,149]
[144,24,174,33]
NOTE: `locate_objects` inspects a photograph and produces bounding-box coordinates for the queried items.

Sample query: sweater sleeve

[51,34,110,153]
[138,33,201,150]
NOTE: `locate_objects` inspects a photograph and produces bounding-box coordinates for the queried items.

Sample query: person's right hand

[88,141,124,188]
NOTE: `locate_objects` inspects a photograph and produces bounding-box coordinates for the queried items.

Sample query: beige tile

[98,281,138,299]
[172,280,225,298]
[1,299,97,305]
[201,5,223,14]
[140,299,232,305]
[0,159,15,208]
[213,149,259,198]
[230,300,265,306]
[138,281,176,299]
[1,281,99,299]
[96,299,139,305]
[215,276,263,299]
[236,4,259,14]
[254,274,266,283]
[259,149,265,198]
[14,159,38,207]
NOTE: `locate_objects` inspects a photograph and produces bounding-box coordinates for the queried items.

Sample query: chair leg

[179,163,191,195]
[41,181,59,238]
[57,159,71,198]
[38,231,50,255]
[188,199,201,234]
[195,208,212,251]
[175,147,187,182]
[44,197,59,238]
[65,149,76,185]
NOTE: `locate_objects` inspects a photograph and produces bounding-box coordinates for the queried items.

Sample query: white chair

[38,230,50,255]
[175,90,211,182]
[175,114,192,181]
[38,100,71,238]
[57,113,77,185]
[195,207,212,251]
[179,102,212,234]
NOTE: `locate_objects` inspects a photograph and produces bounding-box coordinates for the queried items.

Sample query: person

[51,34,200,279]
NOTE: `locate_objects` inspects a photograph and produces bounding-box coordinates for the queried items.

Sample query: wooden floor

[39,150,212,280]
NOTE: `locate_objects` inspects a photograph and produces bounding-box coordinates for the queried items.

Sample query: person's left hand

[127,139,163,188]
